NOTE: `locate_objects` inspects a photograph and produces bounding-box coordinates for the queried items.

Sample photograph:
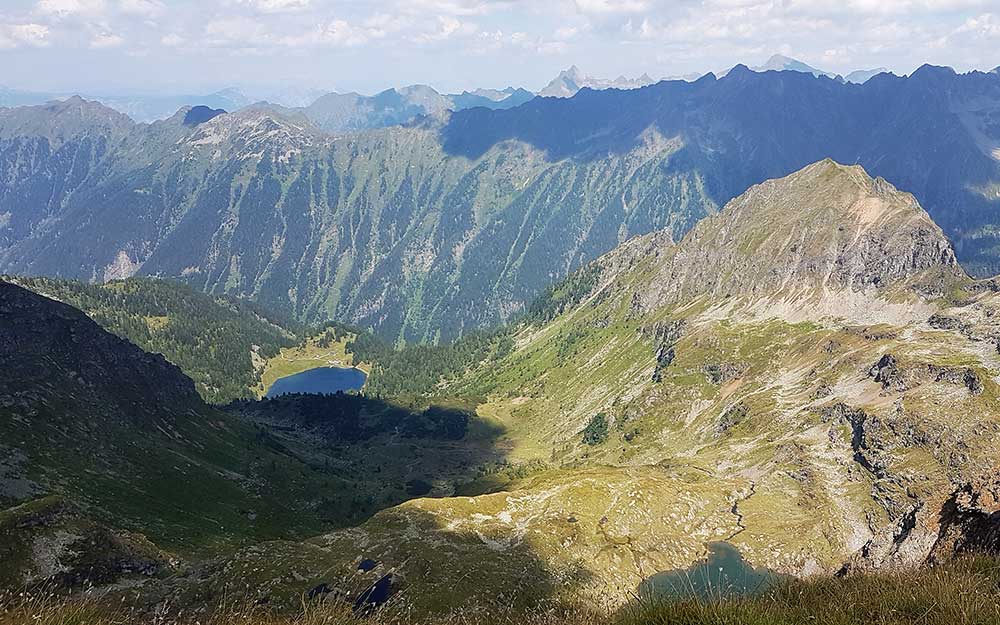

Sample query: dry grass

[2,557,999,625]
[623,555,1000,625]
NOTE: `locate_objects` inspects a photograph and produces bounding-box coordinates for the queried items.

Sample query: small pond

[265,367,367,398]
[640,542,781,600]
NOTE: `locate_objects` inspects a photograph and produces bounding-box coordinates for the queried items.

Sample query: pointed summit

[752,54,836,78]
[631,160,965,316]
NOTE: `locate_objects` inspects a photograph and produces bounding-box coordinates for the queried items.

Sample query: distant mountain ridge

[538,65,657,98]
[540,55,894,100]
[752,54,838,78]
[731,54,888,84]
[297,84,535,132]
[0,82,536,129]
[0,55,904,127]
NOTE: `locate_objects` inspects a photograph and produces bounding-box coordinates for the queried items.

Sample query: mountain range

[0,55,891,127]
[292,84,536,132]
[1,64,998,344]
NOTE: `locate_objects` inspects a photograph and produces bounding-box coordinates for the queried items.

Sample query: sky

[1,0,999,96]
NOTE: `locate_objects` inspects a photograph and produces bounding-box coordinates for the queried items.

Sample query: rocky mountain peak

[631,159,966,319]
[180,106,319,159]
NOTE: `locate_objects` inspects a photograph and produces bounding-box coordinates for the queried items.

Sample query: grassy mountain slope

[0,280,332,557]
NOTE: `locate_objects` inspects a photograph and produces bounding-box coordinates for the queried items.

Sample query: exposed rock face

[847,468,1000,572]
[933,468,1000,558]
[0,497,169,589]
[869,353,984,395]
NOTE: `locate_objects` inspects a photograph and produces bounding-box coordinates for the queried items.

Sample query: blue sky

[1,0,998,95]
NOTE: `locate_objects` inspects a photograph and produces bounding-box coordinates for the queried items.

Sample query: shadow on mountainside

[439,69,867,163]
[0,280,518,592]
[223,392,513,529]
[438,67,1000,276]
[161,505,592,619]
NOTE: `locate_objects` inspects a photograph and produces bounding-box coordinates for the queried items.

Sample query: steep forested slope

[8,276,302,403]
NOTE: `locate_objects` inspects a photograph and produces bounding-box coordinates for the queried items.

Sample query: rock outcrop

[633,160,966,318]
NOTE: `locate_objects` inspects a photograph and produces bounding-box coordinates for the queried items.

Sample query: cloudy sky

[1,0,998,95]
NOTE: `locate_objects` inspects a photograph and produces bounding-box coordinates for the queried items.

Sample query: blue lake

[265,367,368,398]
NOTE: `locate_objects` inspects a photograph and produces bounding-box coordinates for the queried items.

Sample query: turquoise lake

[640,542,781,600]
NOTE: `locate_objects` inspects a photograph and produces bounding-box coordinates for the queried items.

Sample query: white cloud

[117,0,165,16]
[574,0,648,14]
[231,0,311,12]
[201,13,401,49]
[0,23,51,49]
[284,19,373,47]
[160,32,184,46]
[412,16,470,43]
[554,25,583,39]
[35,0,107,17]
[204,16,270,46]
[400,0,521,16]
[89,26,124,47]
[473,28,568,55]
[955,12,1000,38]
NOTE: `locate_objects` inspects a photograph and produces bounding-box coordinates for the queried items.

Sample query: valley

[139,160,998,615]
[3,159,999,622]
